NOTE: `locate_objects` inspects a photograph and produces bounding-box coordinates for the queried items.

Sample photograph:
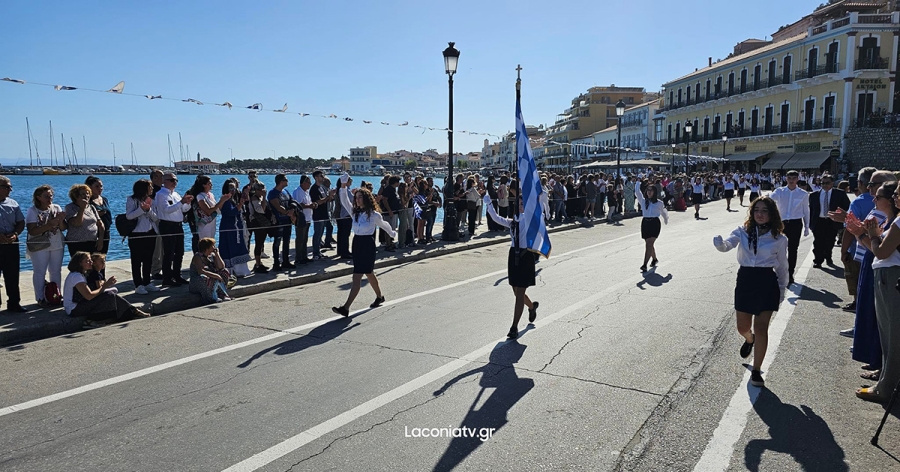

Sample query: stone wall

[846,127,900,171]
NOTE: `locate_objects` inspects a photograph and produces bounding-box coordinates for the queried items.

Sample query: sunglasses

[166,178,178,182]
[867,182,882,187]
[0,184,11,189]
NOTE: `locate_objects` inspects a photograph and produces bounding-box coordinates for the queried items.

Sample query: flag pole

[514,64,521,178]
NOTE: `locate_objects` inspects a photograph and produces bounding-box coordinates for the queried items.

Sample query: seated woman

[189,237,234,303]
[63,251,150,324]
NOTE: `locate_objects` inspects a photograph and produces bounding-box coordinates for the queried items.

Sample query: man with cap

[0,176,27,312]
[154,172,194,286]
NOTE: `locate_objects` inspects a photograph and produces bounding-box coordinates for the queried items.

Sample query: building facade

[650,5,900,172]
[349,146,377,172]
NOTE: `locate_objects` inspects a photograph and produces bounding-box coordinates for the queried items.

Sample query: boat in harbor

[18,118,44,174]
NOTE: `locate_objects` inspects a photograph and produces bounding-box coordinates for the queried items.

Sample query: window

[705,79,711,100]
[780,102,790,132]
[782,56,792,84]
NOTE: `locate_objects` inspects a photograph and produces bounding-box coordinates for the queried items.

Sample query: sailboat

[54,132,71,174]
[122,143,139,174]
[43,121,61,175]
[70,137,86,174]
[17,118,43,174]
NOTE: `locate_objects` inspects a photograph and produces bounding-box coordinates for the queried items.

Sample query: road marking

[0,230,639,418]
[221,260,650,472]
[693,250,816,472]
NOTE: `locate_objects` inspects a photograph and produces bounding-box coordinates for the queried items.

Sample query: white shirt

[714,226,789,298]
[818,189,832,218]
[25,204,65,252]
[125,197,158,233]
[154,187,191,223]
[484,194,531,249]
[723,180,735,191]
[872,218,900,269]
[634,187,668,222]
[770,186,810,230]
[63,272,86,315]
[338,188,396,237]
[692,183,705,194]
[292,186,313,222]
[750,184,761,193]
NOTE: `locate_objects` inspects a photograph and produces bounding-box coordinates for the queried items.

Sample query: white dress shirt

[714,226,789,298]
[484,194,530,249]
[125,197,158,233]
[770,186,810,230]
[723,179,735,191]
[292,186,313,222]
[818,189,832,218]
[154,187,191,223]
[634,187,668,222]
[338,189,396,237]
[692,183,705,194]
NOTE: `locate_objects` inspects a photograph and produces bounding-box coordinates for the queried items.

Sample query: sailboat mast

[71,137,78,168]
[179,132,184,162]
[49,121,55,167]
[131,142,136,167]
[83,136,87,167]
[26,118,33,167]
[61,133,67,167]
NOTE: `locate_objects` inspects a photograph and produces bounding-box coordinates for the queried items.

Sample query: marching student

[484,193,539,340]
[713,196,789,388]
[737,175,747,207]
[331,185,397,317]
[635,180,669,272]
[769,170,810,285]
[723,175,736,211]
[691,176,705,219]
[748,178,761,204]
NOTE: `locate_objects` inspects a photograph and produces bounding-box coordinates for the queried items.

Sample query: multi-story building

[480,139,501,167]
[649,1,899,173]
[541,85,647,170]
[498,125,545,170]
[620,99,661,159]
[349,146,376,172]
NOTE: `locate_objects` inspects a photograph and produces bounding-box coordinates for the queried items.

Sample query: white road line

[221,260,650,472]
[693,250,816,472]
[0,230,639,418]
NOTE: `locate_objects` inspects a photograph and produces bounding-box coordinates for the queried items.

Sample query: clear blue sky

[0,0,819,167]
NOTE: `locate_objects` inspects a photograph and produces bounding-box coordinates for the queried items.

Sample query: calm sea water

[3,173,446,271]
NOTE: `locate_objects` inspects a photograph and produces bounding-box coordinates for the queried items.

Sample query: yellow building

[541,85,647,170]
[649,2,899,172]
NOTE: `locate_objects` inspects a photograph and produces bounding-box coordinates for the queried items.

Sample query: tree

[404,160,417,170]
[457,160,469,169]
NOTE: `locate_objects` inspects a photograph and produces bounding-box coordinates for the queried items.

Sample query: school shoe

[740,334,754,358]
[332,306,350,317]
[749,370,765,387]
[651,258,659,267]
[640,265,647,273]
[528,301,539,323]
[135,285,149,295]
[507,327,519,339]
[839,327,855,338]
[841,301,856,313]
[370,296,385,308]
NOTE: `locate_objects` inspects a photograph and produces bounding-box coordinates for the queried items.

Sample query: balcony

[810,13,898,37]
[794,63,840,81]
[855,56,889,71]
[648,119,841,147]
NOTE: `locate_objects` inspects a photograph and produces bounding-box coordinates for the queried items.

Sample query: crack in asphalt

[538,325,589,373]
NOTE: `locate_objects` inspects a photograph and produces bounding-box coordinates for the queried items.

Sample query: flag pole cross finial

[516,64,522,91]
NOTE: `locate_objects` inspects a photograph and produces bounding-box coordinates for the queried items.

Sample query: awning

[761,153,795,170]
[783,150,832,170]
[623,159,669,167]
[726,151,771,162]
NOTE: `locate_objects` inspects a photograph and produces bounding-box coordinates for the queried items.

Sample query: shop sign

[795,142,821,153]
[857,79,887,90]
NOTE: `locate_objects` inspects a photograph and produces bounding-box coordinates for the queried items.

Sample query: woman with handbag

[247,182,271,273]
[64,184,103,257]
[26,185,67,307]
[86,176,112,255]
[190,175,230,241]
[125,179,161,295]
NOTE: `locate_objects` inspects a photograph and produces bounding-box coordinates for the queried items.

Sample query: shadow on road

[430,341,534,472]
[636,271,673,290]
[796,284,844,310]
[744,388,847,471]
[236,316,359,368]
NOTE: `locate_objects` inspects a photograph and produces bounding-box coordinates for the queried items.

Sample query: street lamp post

[671,143,676,174]
[684,121,693,174]
[722,135,728,171]
[441,42,460,241]
[615,99,625,181]
[229,147,233,162]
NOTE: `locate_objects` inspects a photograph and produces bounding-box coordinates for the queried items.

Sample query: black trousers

[337,217,352,258]
[272,222,292,264]
[295,222,310,261]
[66,240,97,257]
[0,244,21,306]
[159,220,185,280]
[324,219,336,245]
[783,219,803,276]
[128,230,157,287]
[70,292,135,321]
[467,203,477,236]
[812,218,838,264]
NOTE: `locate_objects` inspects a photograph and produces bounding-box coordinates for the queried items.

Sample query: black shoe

[322,244,334,249]
[5,304,27,313]
[813,262,822,269]
[161,279,181,287]
[842,301,857,313]
[640,265,647,273]
[651,258,658,267]
[332,306,350,317]
[507,327,518,339]
[174,277,190,285]
[254,265,270,274]
[370,296,385,309]
[296,258,310,265]
[750,370,765,387]
[528,301,539,323]
[740,335,754,358]
[272,263,282,271]
[281,262,297,269]
[789,276,795,285]
[151,273,164,280]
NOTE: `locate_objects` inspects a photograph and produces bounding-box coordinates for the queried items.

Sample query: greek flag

[516,95,551,258]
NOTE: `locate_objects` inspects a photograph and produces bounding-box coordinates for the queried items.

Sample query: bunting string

[1,76,502,139]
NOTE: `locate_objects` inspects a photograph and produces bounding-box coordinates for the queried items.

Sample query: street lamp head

[671,144,676,149]
[443,42,460,76]
[615,99,626,117]
[722,135,728,142]
[684,122,693,133]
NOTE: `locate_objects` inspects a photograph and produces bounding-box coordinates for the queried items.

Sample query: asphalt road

[1,200,898,471]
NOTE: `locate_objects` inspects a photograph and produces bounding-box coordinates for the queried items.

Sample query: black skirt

[641,217,661,239]
[734,266,781,315]
[507,247,536,288]
[691,193,703,206]
[738,188,746,196]
[724,189,735,199]
[749,192,760,203]
[352,234,376,274]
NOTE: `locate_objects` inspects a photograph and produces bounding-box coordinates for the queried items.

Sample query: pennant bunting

[216,101,233,109]
[107,81,125,93]
[145,95,162,100]
[54,85,76,91]
[1,77,25,84]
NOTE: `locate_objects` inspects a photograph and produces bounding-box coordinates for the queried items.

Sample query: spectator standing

[0,176,25,312]
[25,185,66,306]
[125,179,160,295]
[335,174,354,259]
[190,175,228,241]
[292,175,315,263]
[268,174,296,271]
[809,174,850,268]
[149,169,165,279]
[309,171,333,260]
[218,181,252,277]
[154,172,193,287]
[64,184,103,256]
[85,176,112,255]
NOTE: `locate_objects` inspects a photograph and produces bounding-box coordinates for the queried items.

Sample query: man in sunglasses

[810,173,850,269]
[0,176,27,312]
[154,172,194,287]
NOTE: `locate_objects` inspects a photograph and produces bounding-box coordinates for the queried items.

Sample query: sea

[2,173,446,271]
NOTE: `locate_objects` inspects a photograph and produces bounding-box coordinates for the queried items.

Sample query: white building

[349,146,376,172]
[619,99,660,158]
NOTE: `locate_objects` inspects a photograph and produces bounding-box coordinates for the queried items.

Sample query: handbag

[43,281,63,306]
[26,232,51,252]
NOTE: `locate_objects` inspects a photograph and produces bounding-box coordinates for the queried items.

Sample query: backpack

[44,281,63,306]
[115,212,138,239]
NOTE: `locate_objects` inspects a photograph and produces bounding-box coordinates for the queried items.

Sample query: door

[726,114,733,136]
[751,109,759,135]
[804,99,815,130]
[754,65,762,90]
[860,37,880,68]
[728,73,735,96]
[764,107,774,134]
[703,117,710,140]
[706,79,711,100]
[740,69,748,93]
[857,92,874,125]
[738,110,746,135]
[713,116,721,137]
[768,60,777,84]
[808,48,818,77]
[780,103,790,133]
[826,42,839,72]
[824,96,836,127]
[783,56,792,84]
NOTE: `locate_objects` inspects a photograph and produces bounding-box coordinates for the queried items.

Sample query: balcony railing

[810,13,897,37]
[812,24,828,35]
[794,63,840,80]
[855,56,889,70]
[858,14,894,24]
[648,119,841,147]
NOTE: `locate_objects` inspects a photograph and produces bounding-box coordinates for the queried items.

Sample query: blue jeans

[555,200,567,222]
[425,211,436,239]
[312,221,325,256]
[272,222,292,264]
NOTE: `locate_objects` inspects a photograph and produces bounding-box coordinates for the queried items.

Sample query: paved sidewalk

[0,214,626,347]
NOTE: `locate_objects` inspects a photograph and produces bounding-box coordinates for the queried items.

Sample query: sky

[0,0,820,167]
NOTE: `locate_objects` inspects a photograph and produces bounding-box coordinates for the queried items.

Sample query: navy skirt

[352,234,376,274]
[507,247,536,288]
[724,189,735,199]
[691,193,703,206]
[641,217,661,239]
[734,266,781,315]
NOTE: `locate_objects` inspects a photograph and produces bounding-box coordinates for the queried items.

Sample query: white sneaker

[144,283,160,292]
[135,285,149,295]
